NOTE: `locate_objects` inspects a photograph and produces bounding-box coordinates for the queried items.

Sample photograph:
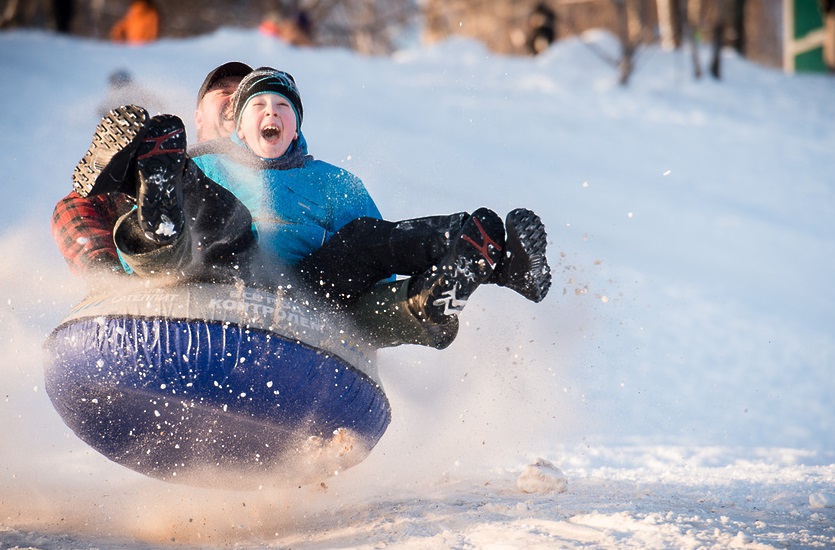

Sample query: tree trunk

[613,0,635,85]
[657,0,681,49]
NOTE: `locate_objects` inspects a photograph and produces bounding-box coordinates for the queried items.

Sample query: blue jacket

[190,133,381,265]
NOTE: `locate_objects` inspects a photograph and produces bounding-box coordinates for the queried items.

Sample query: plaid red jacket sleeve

[51,191,133,276]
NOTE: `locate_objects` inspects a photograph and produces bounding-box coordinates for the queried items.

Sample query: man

[194,61,252,142]
[51,62,252,277]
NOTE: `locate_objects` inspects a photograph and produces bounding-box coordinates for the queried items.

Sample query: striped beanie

[232,67,303,128]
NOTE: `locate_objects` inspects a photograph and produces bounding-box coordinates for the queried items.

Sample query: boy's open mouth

[261,126,280,141]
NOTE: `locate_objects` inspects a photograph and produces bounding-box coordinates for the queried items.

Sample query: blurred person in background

[259,9,314,46]
[525,2,556,55]
[97,69,165,118]
[110,0,159,45]
[52,0,75,33]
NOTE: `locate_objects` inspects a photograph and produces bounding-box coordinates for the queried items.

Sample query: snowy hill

[0,28,833,549]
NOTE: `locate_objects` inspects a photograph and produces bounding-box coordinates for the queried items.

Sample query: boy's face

[236,93,298,158]
[194,76,242,142]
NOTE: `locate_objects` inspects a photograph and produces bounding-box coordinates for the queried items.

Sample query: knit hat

[231,67,303,129]
[196,61,252,106]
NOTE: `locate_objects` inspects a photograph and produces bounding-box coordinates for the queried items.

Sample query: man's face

[194,76,242,142]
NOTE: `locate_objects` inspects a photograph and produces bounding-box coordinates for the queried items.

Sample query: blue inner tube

[43,283,390,488]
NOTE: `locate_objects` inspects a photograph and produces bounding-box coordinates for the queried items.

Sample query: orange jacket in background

[110,1,159,45]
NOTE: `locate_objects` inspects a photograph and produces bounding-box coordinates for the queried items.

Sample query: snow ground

[0,28,833,549]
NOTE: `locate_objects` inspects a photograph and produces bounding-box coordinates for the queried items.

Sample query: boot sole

[135,115,186,245]
[72,105,149,198]
[501,208,552,303]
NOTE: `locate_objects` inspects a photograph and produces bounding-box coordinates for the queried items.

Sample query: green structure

[784,0,828,72]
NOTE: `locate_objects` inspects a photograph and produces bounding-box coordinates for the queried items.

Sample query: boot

[134,114,186,245]
[72,105,149,198]
[489,208,551,303]
[407,208,505,324]
[349,279,460,350]
[420,315,460,350]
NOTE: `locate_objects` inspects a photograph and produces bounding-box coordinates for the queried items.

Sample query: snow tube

[43,283,390,489]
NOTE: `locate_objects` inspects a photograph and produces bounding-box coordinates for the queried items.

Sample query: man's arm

[51,192,133,276]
